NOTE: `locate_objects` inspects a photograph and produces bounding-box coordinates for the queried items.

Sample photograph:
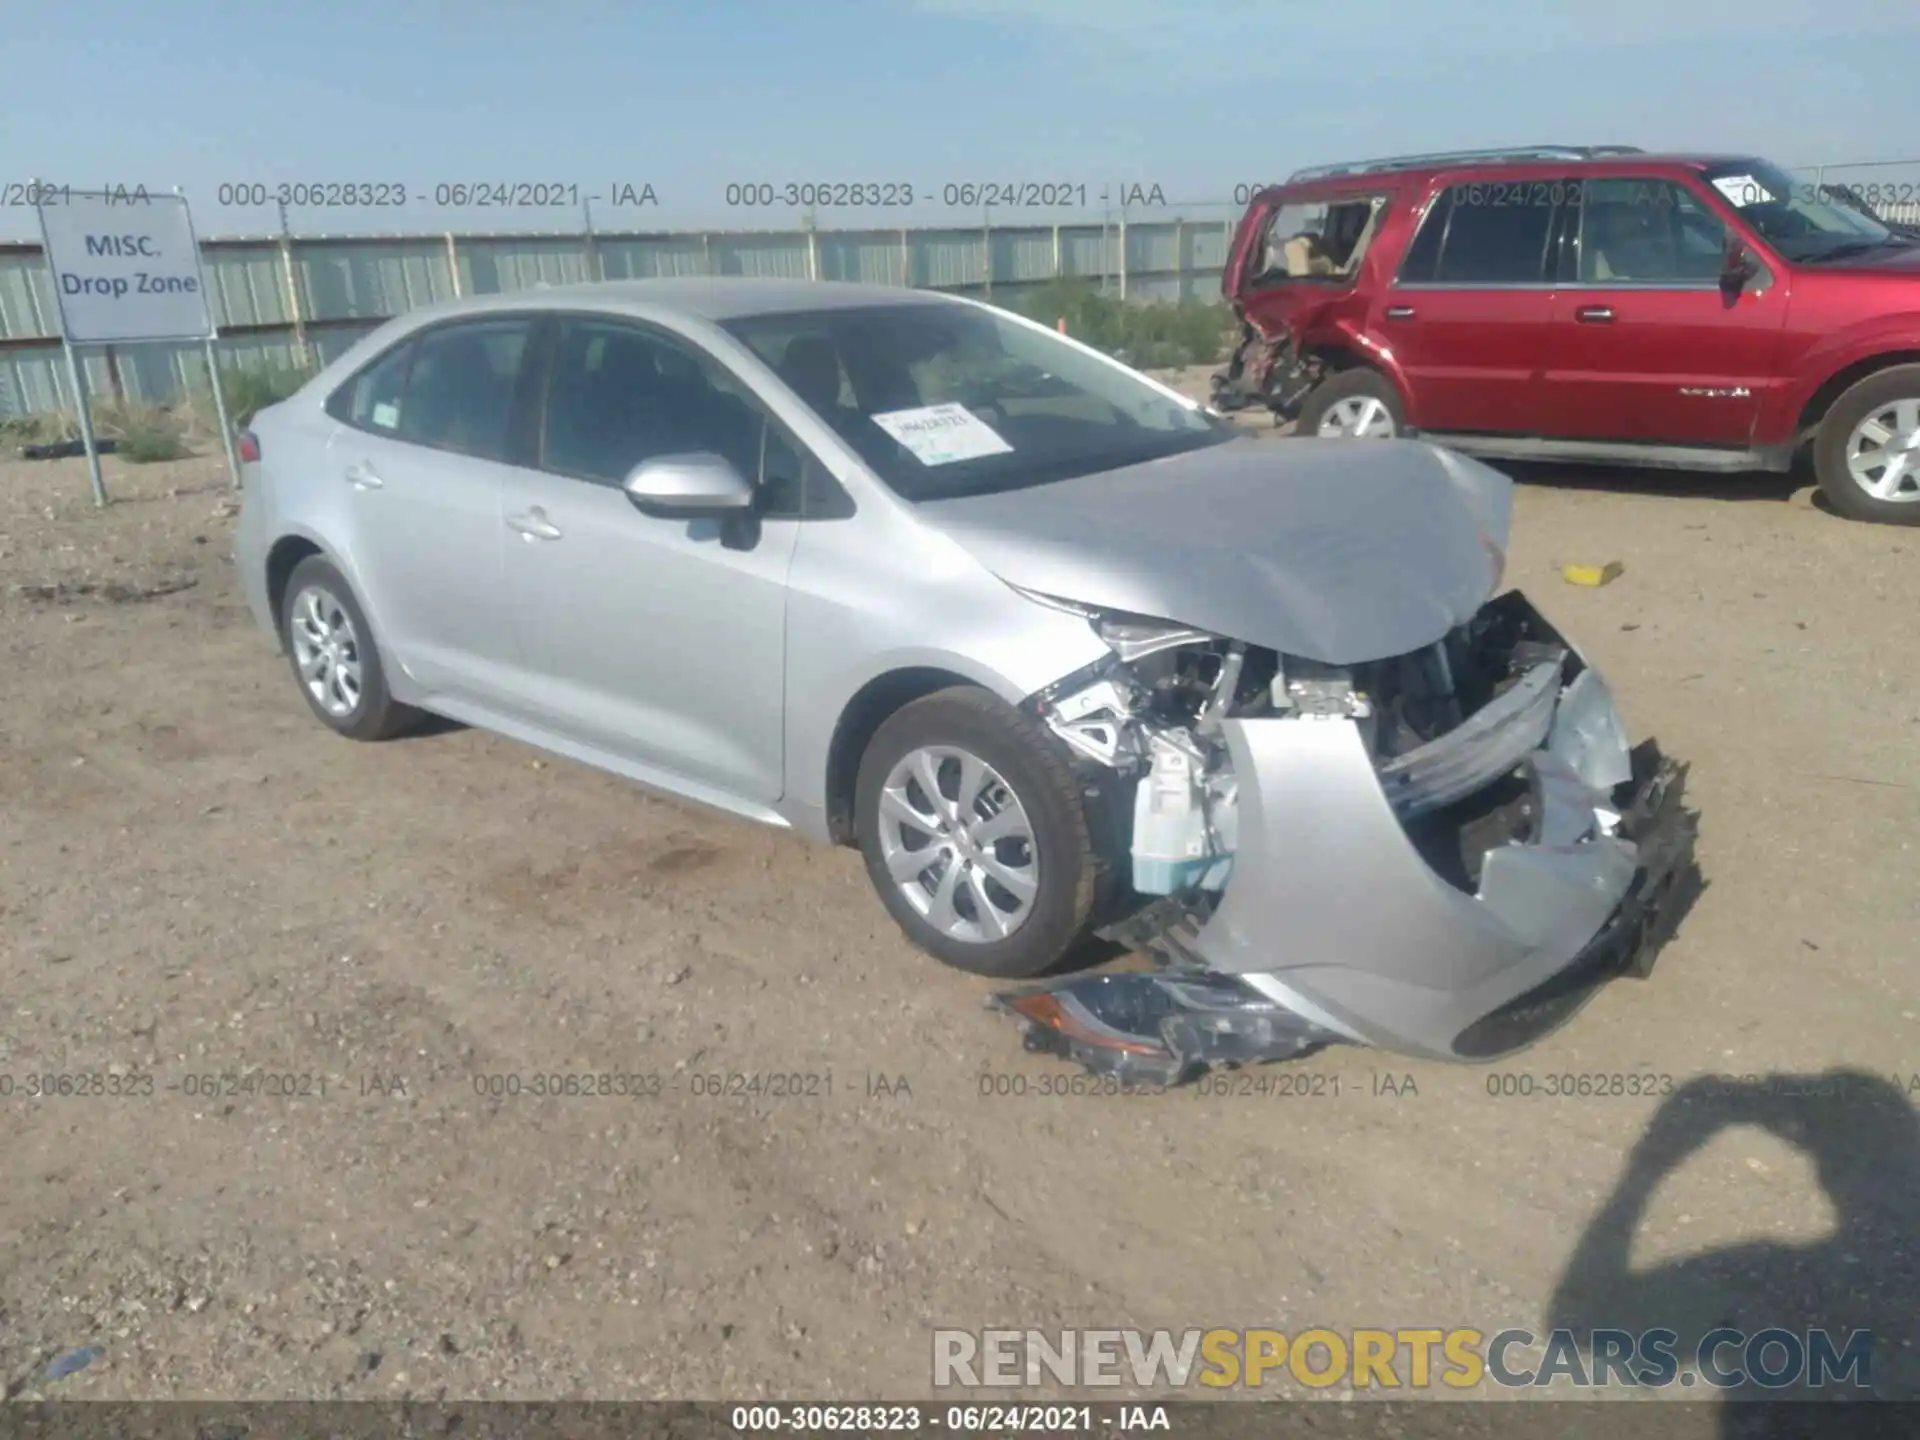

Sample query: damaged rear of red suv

[1216,145,1920,524]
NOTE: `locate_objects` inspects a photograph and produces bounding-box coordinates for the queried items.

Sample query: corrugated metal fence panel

[996,228,1058,285]
[459,239,592,296]
[1058,226,1115,280]
[912,230,988,288]
[595,235,713,280]
[708,233,811,279]
[1187,219,1234,273]
[200,246,292,328]
[816,231,911,286]
[0,348,66,413]
[0,251,57,340]
[1126,222,1182,277]
[301,241,453,322]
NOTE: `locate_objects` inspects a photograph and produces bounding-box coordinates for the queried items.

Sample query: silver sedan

[233,278,1698,1083]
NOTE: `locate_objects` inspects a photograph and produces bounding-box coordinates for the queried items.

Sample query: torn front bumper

[997,594,1700,1082]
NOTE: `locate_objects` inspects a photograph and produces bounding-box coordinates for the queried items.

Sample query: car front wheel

[1813,364,1920,524]
[854,686,1098,978]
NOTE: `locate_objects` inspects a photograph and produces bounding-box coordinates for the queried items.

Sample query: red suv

[1216,146,1920,524]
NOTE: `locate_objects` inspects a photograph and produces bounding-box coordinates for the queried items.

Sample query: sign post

[34,183,227,505]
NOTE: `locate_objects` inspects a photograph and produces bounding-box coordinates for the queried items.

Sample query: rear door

[325,316,537,704]
[1374,177,1566,434]
[1538,175,1787,446]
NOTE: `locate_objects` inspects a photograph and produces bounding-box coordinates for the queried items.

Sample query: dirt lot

[2,397,1917,1407]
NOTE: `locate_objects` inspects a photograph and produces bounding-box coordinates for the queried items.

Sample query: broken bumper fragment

[998,592,1700,1079]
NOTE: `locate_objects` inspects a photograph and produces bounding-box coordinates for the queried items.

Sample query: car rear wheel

[1298,368,1405,439]
[854,687,1098,978]
[1813,364,1920,524]
[279,555,423,741]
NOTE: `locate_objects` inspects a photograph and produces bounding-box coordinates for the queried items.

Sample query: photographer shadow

[1546,1069,1920,1431]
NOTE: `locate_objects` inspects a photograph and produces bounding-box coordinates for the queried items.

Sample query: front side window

[722,301,1229,503]
[1700,159,1899,263]
[1577,179,1728,283]
[540,319,766,485]
[397,319,535,461]
[1401,181,1559,285]
[1252,194,1389,283]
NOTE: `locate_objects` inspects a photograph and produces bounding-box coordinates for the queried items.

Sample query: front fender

[1774,312,1920,436]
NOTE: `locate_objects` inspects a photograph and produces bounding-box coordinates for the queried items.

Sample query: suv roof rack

[1285,145,1646,183]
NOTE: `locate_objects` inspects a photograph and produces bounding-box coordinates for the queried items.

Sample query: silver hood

[917,436,1513,664]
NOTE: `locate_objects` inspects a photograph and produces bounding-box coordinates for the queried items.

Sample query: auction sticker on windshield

[870,404,1014,465]
[1711,174,1773,207]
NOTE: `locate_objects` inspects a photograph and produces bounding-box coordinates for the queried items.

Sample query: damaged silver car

[233,278,1697,1085]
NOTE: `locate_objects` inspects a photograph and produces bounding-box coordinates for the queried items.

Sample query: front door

[498,315,800,807]
[1540,176,1787,446]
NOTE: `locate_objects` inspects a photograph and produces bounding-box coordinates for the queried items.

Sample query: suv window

[326,338,416,434]
[540,319,767,487]
[398,319,534,461]
[1252,194,1389,283]
[1402,182,1557,285]
[1577,178,1727,283]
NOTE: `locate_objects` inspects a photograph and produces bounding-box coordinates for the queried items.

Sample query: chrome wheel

[289,583,364,718]
[1316,395,1397,438]
[1845,398,1920,503]
[876,745,1039,944]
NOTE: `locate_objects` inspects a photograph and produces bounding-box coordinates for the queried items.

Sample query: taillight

[237,430,261,463]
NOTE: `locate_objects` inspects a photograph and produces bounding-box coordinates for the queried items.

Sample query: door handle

[1574,305,1615,323]
[505,508,562,541]
[1384,305,1416,319]
[344,462,384,489]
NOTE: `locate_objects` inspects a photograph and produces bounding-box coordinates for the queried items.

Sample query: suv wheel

[1298,369,1405,439]
[854,687,1098,979]
[1813,364,1920,524]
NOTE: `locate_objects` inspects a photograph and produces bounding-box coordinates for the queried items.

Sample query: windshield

[720,301,1231,501]
[1700,160,1898,262]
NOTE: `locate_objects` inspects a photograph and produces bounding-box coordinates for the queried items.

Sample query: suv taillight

[237,430,260,463]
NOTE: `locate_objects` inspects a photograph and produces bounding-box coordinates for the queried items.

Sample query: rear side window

[397,320,534,461]
[1252,194,1389,284]
[326,339,414,434]
[1401,182,1558,284]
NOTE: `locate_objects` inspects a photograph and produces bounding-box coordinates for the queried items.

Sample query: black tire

[854,686,1098,979]
[1812,364,1920,525]
[1296,367,1406,439]
[278,555,422,741]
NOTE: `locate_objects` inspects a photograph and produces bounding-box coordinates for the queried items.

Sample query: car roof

[1272,152,1768,198]
[386,276,961,327]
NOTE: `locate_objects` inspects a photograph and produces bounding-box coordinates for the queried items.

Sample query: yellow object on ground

[1562,561,1624,587]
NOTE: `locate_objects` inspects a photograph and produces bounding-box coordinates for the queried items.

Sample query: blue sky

[5,0,1919,240]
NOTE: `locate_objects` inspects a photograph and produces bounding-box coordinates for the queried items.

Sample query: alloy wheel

[1844,397,1920,503]
[289,583,364,718]
[1317,395,1398,438]
[875,746,1039,943]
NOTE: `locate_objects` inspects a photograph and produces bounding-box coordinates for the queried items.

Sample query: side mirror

[621,452,754,519]
[1722,238,1760,291]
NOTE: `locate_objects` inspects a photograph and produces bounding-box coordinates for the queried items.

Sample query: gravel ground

[1,399,1916,1406]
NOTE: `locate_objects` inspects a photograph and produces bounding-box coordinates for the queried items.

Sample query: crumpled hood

[917,435,1513,663]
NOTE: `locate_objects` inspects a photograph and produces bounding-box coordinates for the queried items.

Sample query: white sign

[37,190,214,343]
[869,403,1014,466]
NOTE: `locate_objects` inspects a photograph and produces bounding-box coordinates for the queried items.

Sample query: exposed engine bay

[996,591,1700,1087]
